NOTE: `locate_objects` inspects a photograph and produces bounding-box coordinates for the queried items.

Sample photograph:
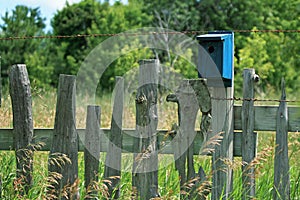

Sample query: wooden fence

[0,63,299,199]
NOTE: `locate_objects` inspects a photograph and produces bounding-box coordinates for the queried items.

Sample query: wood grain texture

[241,69,256,199]
[273,79,290,200]
[48,75,78,199]
[211,86,234,200]
[173,80,199,197]
[234,106,300,132]
[166,79,212,199]
[84,105,101,199]
[104,76,124,199]
[0,128,252,157]
[132,59,159,199]
[9,64,34,194]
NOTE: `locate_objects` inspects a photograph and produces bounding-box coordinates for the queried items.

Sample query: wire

[211,97,300,103]
[0,29,299,41]
[0,29,299,104]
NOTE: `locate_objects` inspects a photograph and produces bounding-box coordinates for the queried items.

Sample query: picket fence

[0,62,299,200]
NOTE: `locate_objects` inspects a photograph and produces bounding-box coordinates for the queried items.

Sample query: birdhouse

[197,31,234,87]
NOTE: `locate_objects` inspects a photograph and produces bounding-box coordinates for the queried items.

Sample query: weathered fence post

[104,76,124,198]
[166,79,211,199]
[9,64,34,194]
[48,74,78,199]
[273,78,290,200]
[167,80,199,198]
[242,68,259,199]
[84,105,101,199]
[210,85,234,199]
[132,59,159,199]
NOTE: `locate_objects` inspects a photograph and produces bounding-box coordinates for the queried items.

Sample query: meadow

[0,89,299,199]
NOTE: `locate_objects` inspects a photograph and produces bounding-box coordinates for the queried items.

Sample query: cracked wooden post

[48,74,78,200]
[242,68,258,199]
[104,76,124,199]
[273,78,290,200]
[132,59,159,199]
[166,79,211,199]
[84,105,101,199]
[9,64,33,194]
[211,84,234,199]
[168,80,199,197]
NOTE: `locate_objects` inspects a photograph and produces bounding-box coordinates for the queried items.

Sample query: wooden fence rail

[0,65,299,199]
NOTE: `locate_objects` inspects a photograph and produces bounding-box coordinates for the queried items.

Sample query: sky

[0,0,125,32]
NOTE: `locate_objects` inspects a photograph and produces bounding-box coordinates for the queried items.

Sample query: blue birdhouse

[197,31,234,87]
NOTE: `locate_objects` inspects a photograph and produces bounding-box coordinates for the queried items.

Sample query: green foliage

[164,49,198,79]
[141,0,201,31]
[0,0,299,95]
[235,28,300,96]
[99,47,153,92]
[0,128,300,199]
[25,43,54,88]
[50,0,105,79]
[0,5,46,87]
[49,0,152,90]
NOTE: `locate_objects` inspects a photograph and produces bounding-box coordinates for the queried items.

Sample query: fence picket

[241,69,257,199]
[167,79,211,199]
[273,79,290,200]
[48,74,78,199]
[1,66,299,199]
[167,80,199,198]
[9,64,34,194]
[84,105,101,199]
[211,87,234,199]
[132,59,159,199]
[104,76,124,198]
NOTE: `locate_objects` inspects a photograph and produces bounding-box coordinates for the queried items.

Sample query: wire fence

[0,29,299,41]
[0,29,299,103]
[212,97,300,103]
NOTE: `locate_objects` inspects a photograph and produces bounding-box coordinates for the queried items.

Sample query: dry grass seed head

[200,131,224,155]
[247,146,274,176]
[48,153,72,168]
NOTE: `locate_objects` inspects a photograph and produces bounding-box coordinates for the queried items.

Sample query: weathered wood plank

[132,59,160,199]
[234,106,300,132]
[84,105,101,199]
[9,64,34,194]
[273,79,290,200]
[48,75,78,199]
[211,86,234,200]
[168,80,199,198]
[0,128,257,157]
[166,79,212,199]
[241,69,257,199]
[104,76,124,199]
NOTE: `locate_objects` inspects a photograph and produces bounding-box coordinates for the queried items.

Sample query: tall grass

[0,90,299,199]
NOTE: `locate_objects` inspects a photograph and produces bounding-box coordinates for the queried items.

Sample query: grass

[0,89,300,199]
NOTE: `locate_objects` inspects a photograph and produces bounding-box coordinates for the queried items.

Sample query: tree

[49,0,107,84]
[50,0,152,91]
[0,5,47,87]
[234,0,300,96]
[141,0,202,31]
